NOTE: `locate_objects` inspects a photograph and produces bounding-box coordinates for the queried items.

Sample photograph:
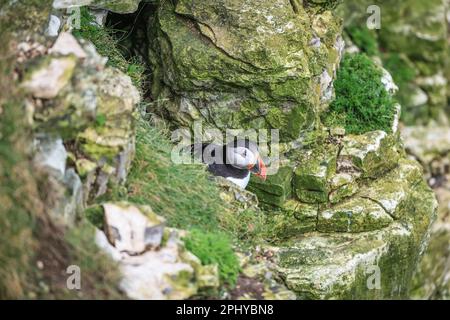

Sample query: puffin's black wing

[190,143,248,179]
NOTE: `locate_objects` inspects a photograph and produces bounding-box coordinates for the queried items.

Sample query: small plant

[184,229,240,287]
[322,53,396,134]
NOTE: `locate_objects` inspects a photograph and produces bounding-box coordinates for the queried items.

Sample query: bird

[191,138,267,189]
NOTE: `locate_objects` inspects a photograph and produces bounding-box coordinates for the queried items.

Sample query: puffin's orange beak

[249,156,267,181]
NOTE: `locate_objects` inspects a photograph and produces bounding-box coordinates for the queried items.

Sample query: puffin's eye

[242,149,247,157]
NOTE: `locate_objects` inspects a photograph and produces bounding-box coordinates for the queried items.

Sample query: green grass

[72,7,145,89]
[95,116,265,289]
[101,116,264,242]
[322,53,397,134]
[184,229,240,286]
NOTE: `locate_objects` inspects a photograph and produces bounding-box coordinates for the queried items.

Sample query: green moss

[184,229,240,287]
[322,53,396,134]
[95,114,107,127]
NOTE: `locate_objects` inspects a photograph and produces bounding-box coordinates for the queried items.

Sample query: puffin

[191,138,267,189]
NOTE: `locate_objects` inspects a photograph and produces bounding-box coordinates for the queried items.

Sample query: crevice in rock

[361,196,397,220]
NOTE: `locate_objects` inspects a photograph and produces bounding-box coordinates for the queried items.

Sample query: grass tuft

[72,7,145,89]
[322,53,397,134]
[184,229,240,286]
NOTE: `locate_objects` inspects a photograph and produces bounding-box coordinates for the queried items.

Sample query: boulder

[96,202,220,300]
[272,174,437,299]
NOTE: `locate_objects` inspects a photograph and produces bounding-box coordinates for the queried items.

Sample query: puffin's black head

[225,138,267,180]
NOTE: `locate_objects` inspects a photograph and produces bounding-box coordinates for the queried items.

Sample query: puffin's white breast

[226,172,251,189]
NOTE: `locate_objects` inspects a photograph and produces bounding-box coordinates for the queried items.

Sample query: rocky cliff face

[145,0,438,299]
[0,0,442,300]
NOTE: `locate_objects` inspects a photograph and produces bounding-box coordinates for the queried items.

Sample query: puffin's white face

[227,146,257,169]
[225,139,267,180]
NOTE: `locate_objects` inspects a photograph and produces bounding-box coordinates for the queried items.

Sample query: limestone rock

[49,32,87,59]
[96,202,220,300]
[318,197,393,233]
[32,135,84,225]
[21,55,77,99]
[103,202,165,254]
[53,0,144,14]
[293,143,339,204]
[402,126,450,167]
[266,200,318,239]
[274,179,436,299]
[339,131,400,178]
[268,156,437,298]
[248,166,293,207]
[403,126,450,299]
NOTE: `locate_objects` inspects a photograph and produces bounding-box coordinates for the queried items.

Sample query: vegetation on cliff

[322,53,396,134]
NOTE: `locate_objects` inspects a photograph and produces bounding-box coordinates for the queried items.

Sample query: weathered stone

[53,0,143,14]
[237,255,297,300]
[248,166,293,207]
[403,126,450,300]
[402,126,450,167]
[33,135,68,177]
[358,159,424,219]
[75,158,98,178]
[96,229,197,300]
[21,55,77,99]
[293,143,339,204]
[318,197,393,233]
[32,135,84,225]
[49,32,87,59]
[76,67,139,163]
[328,173,359,204]
[103,202,165,254]
[266,200,318,239]
[196,264,221,289]
[270,155,437,299]
[339,131,400,178]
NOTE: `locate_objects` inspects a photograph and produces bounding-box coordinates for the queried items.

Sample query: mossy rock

[293,143,339,204]
[265,201,318,240]
[339,131,400,178]
[272,170,437,299]
[147,0,343,142]
[247,166,293,207]
[317,197,393,233]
